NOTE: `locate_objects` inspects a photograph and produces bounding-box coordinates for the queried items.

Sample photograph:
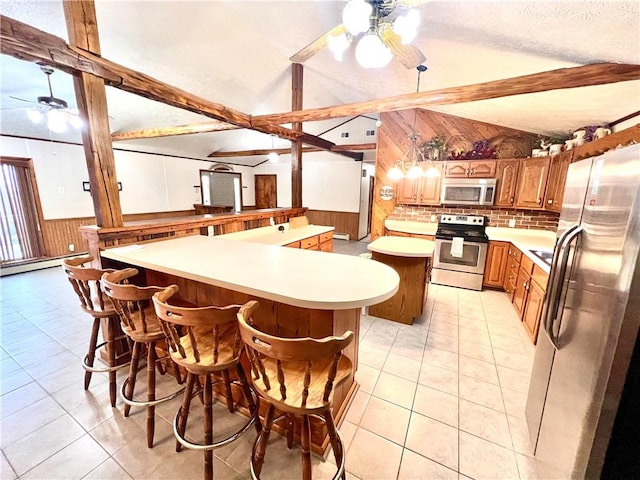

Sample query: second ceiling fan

[290,0,428,69]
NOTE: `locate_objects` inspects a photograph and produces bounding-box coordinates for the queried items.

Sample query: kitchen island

[367,236,434,325]
[100,234,399,454]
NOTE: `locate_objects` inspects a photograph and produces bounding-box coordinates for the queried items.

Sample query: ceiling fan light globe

[47,109,68,133]
[343,0,372,35]
[355,33,392,68]
[27,108,44,124]
[393,9,420,44]
[328,32,351,61]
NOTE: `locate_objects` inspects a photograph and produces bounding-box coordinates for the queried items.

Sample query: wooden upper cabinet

[444,160,496,178]
[396,163,443,205]
[515,158,550,210]
[544,151,573,213]
[495,160,520,207]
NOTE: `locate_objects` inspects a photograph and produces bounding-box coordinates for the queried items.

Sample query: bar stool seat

[152,285,259,480]
[62,256,130,407]
[237,300,354,480]
[101,268,185,448]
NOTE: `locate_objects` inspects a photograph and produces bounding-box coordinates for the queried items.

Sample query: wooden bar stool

[62,256,130,407]
[152,285,259,480]
[237,300,354,480]
[101,268,185,448]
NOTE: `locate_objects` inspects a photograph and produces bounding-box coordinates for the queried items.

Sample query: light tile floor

[0,239,538,479]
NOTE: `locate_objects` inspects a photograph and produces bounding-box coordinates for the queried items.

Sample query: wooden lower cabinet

[386,229,435,241]
[483,241,510,288]
[286,231,333,252]
[522,278,545,342]
[500,243,548,344]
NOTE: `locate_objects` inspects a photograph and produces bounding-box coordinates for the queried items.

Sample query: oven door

[433,239,488,274]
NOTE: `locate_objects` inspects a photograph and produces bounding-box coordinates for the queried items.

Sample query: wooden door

[483,241,509,288]
[255,174,277,209]
[444,161,469,177]
[544,151,572,212]
[512,267,530,317]
[468,161,496,178]
[495,160,520,207]
[396,177,418,204]
[417,162,443,204]
[522,279,545,343]
[515,158,550,209]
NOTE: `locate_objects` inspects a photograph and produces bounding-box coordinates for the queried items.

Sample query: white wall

[0,136,367,219]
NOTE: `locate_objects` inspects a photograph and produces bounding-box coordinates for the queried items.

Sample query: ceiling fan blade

[379,27,426,69]
[290,24,347,63]
[9,95,37,104]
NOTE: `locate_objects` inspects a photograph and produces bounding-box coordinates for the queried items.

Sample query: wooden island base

[144,268,360,455]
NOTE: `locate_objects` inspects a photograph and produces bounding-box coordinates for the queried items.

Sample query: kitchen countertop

[217,223,334,245]
[368,236,435,257]
[101,235,399,310]
[384,219,556,273]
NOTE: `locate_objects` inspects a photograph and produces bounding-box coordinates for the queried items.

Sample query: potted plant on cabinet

[421,136,448,161]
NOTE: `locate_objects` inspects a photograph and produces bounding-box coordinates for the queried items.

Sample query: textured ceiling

[1,0,639,166]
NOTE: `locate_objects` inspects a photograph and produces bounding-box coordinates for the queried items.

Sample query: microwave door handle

[542,225,578,349]
[549,226,583,348]
[544,225,582,350]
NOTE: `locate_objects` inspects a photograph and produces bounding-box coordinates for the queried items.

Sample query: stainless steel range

[431,214,489,291]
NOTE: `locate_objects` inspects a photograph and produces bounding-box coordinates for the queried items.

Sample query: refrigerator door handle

[545,225,583,349]
[542,225,577,345]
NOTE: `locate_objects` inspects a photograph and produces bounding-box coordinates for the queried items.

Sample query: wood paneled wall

[371,109,538,240]
[40,210,195,258]
[305,210,360,240]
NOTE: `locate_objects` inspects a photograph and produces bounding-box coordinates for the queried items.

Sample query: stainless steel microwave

[440,178,496,206]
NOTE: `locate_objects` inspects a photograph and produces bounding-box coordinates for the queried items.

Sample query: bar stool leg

[222,369,234,413]
[323,411,346,480]
[301,415,312,480]
[236,364,261,434]
[253,403,275,477]
[175,372,196,453]
[203,374,213,480]
[147,341,157,448]
[124,341,142,417]
[286,414,295,449]
[107,318,118,407]
[84,318,101,390]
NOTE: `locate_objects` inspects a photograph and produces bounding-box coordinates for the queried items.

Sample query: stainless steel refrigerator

[525,143,640,478]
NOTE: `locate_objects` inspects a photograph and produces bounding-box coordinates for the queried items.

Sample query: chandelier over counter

[329,0,422,68]
[387,65,441,180]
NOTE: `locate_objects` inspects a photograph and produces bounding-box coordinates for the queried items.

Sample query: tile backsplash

[388,205,560,231]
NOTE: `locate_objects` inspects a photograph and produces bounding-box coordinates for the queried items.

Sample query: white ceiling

[1,0,639,166]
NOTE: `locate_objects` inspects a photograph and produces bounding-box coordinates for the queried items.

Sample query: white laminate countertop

[368,236,435,257]
[101,235,399,311]
[384,219,557,273]
[217,224,334,246]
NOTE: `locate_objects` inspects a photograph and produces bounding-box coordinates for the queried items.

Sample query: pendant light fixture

[387,65,441,181]
[267,134,279,163]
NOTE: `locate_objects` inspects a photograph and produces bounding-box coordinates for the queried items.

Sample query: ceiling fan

[290,0,428,69]
[6,65,82,132]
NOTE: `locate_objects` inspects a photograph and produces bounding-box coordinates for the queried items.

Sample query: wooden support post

[63,0,123,228]
[291,63,303,209]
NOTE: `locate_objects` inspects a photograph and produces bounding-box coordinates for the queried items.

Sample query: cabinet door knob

[548,199,553,204]
[510,197,514,203]
[470,168,475,175]
[537,198,542,204]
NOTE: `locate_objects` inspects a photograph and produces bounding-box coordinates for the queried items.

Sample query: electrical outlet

[508,219,516,228]
[430,215,437,223]
[68,243,75,252]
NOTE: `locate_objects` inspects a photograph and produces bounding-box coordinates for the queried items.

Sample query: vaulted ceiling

[1,1,639,166]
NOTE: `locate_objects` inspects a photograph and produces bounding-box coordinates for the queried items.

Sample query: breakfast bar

[100,234,399,453]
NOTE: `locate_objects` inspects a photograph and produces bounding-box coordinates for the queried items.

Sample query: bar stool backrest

[101,268,164,333]
[62,255,114,317]
[152,285,243,368]
[237,300,354,413]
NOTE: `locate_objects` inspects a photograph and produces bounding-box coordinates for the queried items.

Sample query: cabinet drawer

[319,231,333,243]
[285,241,300,248]
[319,240,333,252]
[301,236,319,250]
[508,245,522,262]
[532,265,548,290]
[521,254,534,275]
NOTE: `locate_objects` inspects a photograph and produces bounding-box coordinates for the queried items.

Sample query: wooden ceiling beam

[111,120,240,140]
[106,62,640,141]
[252,63,640,125]
[207,142,376,158]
